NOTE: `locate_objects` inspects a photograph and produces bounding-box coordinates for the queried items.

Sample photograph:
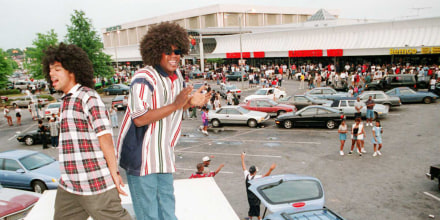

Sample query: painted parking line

[8,124,36,141]
[424,192,440,202]
[176,168,234,174]
[387,113,401,116]
[181,138,320,145]
[175,151,282,158]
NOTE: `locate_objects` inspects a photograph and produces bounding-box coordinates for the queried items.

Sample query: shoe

[203,131,209,136]
[359,153,362,156]
[340,151,344,156]
[357,149,360,154]
[377,151,382,156]
[373,152,377,157]
[348,151,353,155]
[361,148,367,153]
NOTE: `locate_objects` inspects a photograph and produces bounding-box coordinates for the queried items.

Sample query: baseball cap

[202,156,210,162]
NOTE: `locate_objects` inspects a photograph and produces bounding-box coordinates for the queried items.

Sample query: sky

[0,0,439,50]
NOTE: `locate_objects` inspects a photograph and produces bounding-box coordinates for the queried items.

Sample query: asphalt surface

[1,79,439,220]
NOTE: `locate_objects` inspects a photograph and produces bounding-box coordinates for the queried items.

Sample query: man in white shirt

[354,96,363,119]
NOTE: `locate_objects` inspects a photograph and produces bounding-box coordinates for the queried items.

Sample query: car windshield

[255,89,267,95]
[19,153,55,171]
[193,84,203,89]
[237,107,250,114]
[47,103,60,109]
[226,85,237,90]
[258,179,322,204]
[113,96,124,101]
[279,96,291,102]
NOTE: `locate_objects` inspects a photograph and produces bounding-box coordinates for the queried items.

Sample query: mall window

[224,13,240,27]
[188,16,200,29]
[204,14,217,28]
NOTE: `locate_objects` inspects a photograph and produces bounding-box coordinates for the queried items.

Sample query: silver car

[325,98,389,119]
[359,91,401,108]
[208,106,269,128]
[11,95,49,108]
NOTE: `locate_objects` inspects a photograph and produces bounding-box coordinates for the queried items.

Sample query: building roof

[307,9,337,21]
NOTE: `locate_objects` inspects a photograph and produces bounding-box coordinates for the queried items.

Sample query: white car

[208,106,269,128]
[244,88,287,102]
[44,102,61,119]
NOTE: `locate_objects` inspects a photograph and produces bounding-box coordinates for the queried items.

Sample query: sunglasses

[164,49,182,56]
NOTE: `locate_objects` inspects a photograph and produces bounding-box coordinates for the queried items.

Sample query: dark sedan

[275,105,344,129]
[226,71,248,81]
[16,126,50,146]
[278,95,332,110]
[103,84,130,95]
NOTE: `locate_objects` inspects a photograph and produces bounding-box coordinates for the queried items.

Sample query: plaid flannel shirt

[58,84,115,195]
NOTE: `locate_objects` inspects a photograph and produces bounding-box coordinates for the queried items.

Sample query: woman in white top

[349,117,364,156]
[338,119,348,155]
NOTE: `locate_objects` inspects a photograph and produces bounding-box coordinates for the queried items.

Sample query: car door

[374,93,387,104]
[257,100,275,114]
[308,89,323,98]
[399,88,417,102]
[226,108,243,124]
[294,96,310,109]
[337,100,351,117]
[316,108,334,126]
[246,100,258,111]
[295,107,318,126]
[1,159,29,189]
[322,88,335,99]
[346,100,359,117]
[267,89,275,100]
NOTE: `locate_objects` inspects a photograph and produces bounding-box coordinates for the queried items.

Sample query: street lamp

[238,9,256,89]
[107,29,120,73]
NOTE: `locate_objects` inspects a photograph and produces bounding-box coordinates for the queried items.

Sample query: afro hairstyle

[42,43,95,89]
[139,22,190,66]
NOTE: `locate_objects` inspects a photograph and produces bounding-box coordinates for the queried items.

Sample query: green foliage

[0,49,14,88]
[6,48,24,56]
[27,30,59,79]
[207,58,225,65]
[38,94,55,101]
[65,10,114,78]
[0,89,20,95]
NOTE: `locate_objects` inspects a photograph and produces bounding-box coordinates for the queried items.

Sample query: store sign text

[389,48,417,55]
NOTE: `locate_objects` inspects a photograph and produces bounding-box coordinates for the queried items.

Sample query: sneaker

[377,151,382,156]
[348,151,353,155]
[204,131,209,136]
[359,153,362,156]
[357,149,360,154]
[340,151,344,156]
[373,152,377,157]
[361,148,367,153]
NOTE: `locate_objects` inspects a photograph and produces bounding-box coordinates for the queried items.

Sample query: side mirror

[297,113,302,117]
[16,169,25,173]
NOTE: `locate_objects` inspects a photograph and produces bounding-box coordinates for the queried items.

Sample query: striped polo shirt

[116,65,184,176]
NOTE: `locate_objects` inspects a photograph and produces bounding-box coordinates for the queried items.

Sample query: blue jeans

[366,109,374,119]
[127,173,176,220]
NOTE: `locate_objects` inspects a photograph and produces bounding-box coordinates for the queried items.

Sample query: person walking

[15,106,22,126]
[241,152,276,220]
[109,106,118,128]
[200,106,209,136]
[116,22,209,220]
[300,74,305,89]
[372,120,384,157]
[43,43,131,220]
[338,119,348,155]
[49,116,59,148]
[3,106,13,126]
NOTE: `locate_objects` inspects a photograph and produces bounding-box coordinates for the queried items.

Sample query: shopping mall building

[101,4,440,70]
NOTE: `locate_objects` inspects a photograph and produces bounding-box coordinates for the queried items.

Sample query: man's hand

[190,85,211,107]
[269,163,276,170]
[111,172,128,196]
[173,87,192,109]
[241,152,246,160]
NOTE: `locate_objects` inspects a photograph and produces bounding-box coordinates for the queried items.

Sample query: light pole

[107,29,120,73]
[238,9,255,89]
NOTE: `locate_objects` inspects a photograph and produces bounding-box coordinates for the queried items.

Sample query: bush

[96,88,104,94]
[37,94,55,101]
[0,89,21,95]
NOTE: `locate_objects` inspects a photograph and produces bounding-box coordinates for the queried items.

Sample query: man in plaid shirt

[42,43,131,220]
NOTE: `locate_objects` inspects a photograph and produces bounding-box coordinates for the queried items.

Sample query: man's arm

[214,164,225,175]
[241,153,247,171]
[262,163,276,177]
[98,133,127,196]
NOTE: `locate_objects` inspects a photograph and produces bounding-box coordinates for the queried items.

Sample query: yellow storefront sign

[432,47,440,54]
[421,47,440,54]
[389,48,417,55]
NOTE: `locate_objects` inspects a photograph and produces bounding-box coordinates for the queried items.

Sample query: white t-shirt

[354,101,363,112]
[244,170,262,180]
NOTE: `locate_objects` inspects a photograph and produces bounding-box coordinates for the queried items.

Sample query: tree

[65,10,113,78]
[0,49,14,88]
[27,30,58,79]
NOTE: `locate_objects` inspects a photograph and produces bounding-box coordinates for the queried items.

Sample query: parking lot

[1,79,439,219]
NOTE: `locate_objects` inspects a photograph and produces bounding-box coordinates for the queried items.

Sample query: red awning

[253,51,265,58]
[289,50,323,57]
[327,49,343,57]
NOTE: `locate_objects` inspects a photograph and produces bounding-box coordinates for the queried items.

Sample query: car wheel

[212,119,221,127]
[385,103,392,109]
[279,95,284,99]
[374,112,379,120]
[122,90,128,95]
[32,180,47,194]
[106,91,110,96]
[326,120,336,129]
[277,110,286,116]
[24,136,34,146]
[247,119,257,128]
[423,97,432,104]
[283,120,293,129]
[238,78,241,81]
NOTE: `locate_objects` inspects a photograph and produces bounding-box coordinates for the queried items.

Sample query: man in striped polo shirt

[116,22,209,220]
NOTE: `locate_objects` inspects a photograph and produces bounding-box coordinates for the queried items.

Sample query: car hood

[245,95,269,100]
[277,112,295,119]
[31,161,60,180]
[248,174,325,214]
[416,91,439,97]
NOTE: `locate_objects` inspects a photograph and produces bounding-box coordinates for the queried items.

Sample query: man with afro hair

[116,22,210,220]
[42,43,131,219]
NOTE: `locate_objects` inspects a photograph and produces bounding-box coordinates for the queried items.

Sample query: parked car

[44,102,61,119]
[0,185,41,220]
[358,91,401,108]
[103,84,130,95]
[13,81,31,91]
[16,126,50,146]
[111,95,128,110]
[385,87,438,104]
[226,71,248,81]
[189,69,203,79]
[240,99,296,117]
[208,106,270,128]
[248,174,345,220]
[275,105,344,129]
[244,88,287,102]
[426,164,440,191]
[364,74,417,91]
[325,97,388,119]
[10,95,49,108]
[0,150,60,193]
[219,83,242,99]
[304,87,349,100]
[278,95,332,110]
[434,83,440,96]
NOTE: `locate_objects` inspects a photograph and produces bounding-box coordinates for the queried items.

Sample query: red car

[240,99,296,117]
